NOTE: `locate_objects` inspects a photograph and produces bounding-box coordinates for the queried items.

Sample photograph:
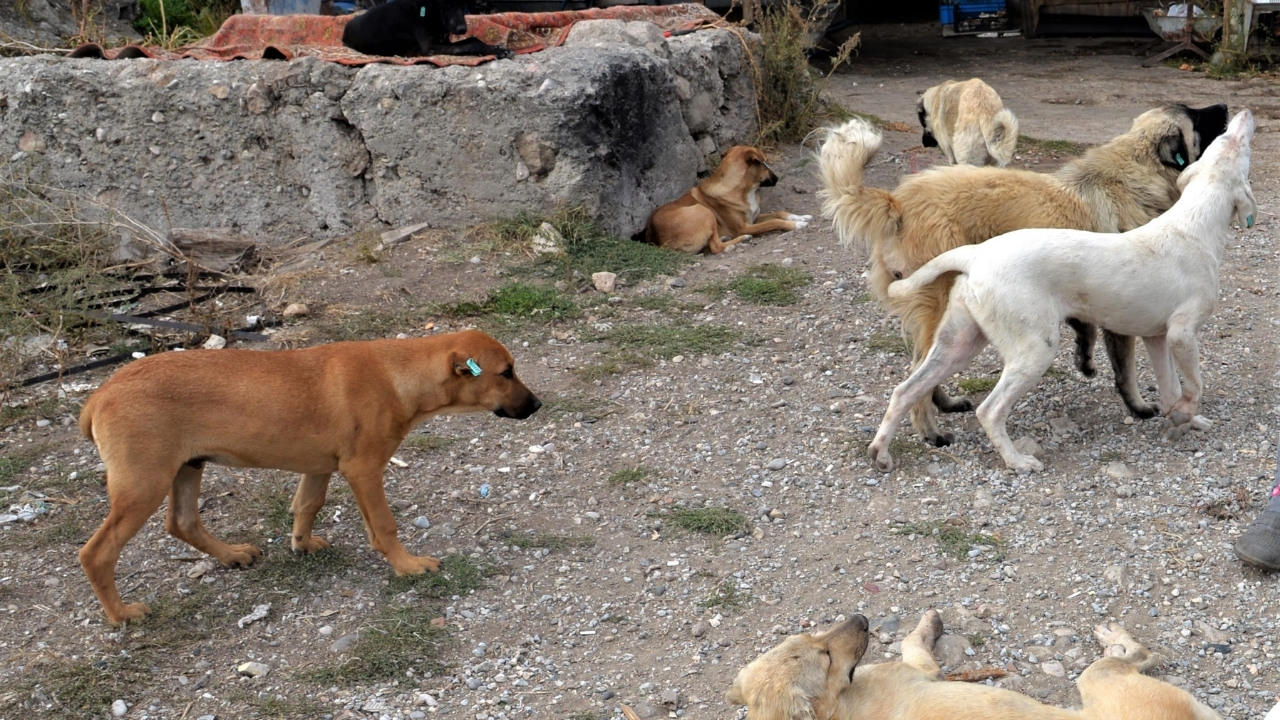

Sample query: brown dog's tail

[817,118,902,255]
[78,392,99,443]
[983,107,1020,167]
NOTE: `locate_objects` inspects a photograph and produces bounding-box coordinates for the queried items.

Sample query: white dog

[868,109,1257,472]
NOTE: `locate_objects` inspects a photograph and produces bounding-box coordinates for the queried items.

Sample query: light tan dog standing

[918,78,1019,167]
[729,609,1225,720]
[77,329,541,624]
[644,145,811,254]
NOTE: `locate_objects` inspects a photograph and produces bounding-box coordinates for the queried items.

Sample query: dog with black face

[342,0,513,59]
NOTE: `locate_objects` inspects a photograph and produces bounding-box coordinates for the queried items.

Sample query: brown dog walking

[78,329,540,624]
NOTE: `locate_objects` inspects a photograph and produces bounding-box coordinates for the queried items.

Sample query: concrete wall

[0,22,757,243]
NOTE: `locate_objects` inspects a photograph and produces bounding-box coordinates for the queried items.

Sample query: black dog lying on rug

[342,0,513,58]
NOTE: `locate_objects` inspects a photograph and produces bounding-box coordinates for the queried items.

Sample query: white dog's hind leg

[869,306,987,471]
[901,609,945,677]
[975,337,1057,472]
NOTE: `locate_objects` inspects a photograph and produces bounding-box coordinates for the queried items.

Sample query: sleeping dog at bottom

[729,609,1225,720]
[342,0,512,59]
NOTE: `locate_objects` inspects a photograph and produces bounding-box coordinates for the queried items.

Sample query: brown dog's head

[446,330,541,420]
[717,145,779,190]
[726,615,869,720]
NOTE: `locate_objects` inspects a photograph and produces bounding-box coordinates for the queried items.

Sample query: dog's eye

[500,367,514,379]
[892,271,904,280]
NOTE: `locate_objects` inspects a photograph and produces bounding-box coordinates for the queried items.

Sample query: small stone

[782,375,794,386]
[332,633,359,653]
[691,621,708,637]
[209,84,230,100]
[467,677,482,690]
[668,277,686,288]
[1105,462,1136,479]
[319,625,333,636]
[933,635,970,668]
[282,302,309,318]
[765,458,787,471]
[151,111,166,123]
[661,688,679,708]
[18,131,46,154]
[531,223,564,255]
[1012,436,1043,459]
[414,516,431,529]
[236,661,269,678]
[1041,660,1066,678]
[592,271,617,293]
[35,419,51,428]
[202,335,226,350]
[111,699,128,717]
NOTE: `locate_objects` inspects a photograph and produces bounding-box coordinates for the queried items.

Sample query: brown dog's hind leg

[1104,331,1159,419]
[901,609,945,677]
[80,467,173,624]
[342,458,440,575]
[165,464,262,568]
[706,234,750,254]
[290,473,333,554]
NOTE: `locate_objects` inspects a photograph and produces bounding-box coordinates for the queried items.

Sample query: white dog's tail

[886,244,981,300]
[982,108,1019,167]
[817,117,902,253]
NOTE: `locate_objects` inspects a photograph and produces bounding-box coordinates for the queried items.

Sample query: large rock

[0,26,756,244]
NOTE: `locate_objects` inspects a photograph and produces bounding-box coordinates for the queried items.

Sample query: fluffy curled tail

[983,107,1019,167]
[886,245,980,300]
[817,117,902,253]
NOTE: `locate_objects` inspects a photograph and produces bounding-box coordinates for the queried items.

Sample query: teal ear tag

[1246,214,1255,228]
[419,6,426,16]
[466,358,482,376]
[1175,152,1186,167]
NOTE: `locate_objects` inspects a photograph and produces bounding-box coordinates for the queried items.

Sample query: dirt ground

[1,23,1279,720]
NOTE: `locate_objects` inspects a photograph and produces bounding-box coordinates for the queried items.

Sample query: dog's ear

[1235,179,1258,230]
[449,351,477,377]
[1158,128,1193,171]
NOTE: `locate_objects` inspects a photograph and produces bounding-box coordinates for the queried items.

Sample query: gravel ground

[0,26,1278,720]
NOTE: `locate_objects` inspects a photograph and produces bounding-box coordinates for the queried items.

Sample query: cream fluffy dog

[918,78,1019,167]
[819,103,1229,448]
[728,609,1225,720]
[867,109,1255,472]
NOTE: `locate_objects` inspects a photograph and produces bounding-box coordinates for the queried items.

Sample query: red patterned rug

[69,4,722,67]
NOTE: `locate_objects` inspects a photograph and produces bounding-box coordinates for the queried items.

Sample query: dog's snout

[921,130,939,148]
[495,393,541,420]
[531,396,543,413]
[761,172,779,188]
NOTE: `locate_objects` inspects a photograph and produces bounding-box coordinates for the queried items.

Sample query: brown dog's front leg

[291,473,333,554]
[342,460,440,574]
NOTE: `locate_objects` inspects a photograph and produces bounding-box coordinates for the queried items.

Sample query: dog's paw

[108,601,153,625]
[1005,454,1044,473]
[221,543,262,567]
[394,554,442,575]
[791,219,810,230]
[786,214,813,222]
[292,535,331,554]
[1093,623,1138,654]
[868,443,894,472]
[926,431,955,447]
[1190,414,1213,430]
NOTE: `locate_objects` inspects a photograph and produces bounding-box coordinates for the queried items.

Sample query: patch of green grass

[385,553,498,599]
[302,603,451,684]
[699,579,750,612]
[247,546,359,593]
[497,531,596,550]
[957,377,997,394]
[573,360,624,381]
[608,467,648,486]
[892,520,1006,563]
[591,323,745,361]
[401,434,456,453]
[865,332,908,354]
[967,633,987,648]
[0,445,43,484]
[1099,450,1124,463]
[851,292,875,303]
[1016,135,1087,157]
[706,264,812,306]
[565,712,608,720]
[526,207,694,286]
[239,692,329,719]
[439,282,578,324]
[667,507,750,536]
[541,394,605,419]
[17,652,154,720]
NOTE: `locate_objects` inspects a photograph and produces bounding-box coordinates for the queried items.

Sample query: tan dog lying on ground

[729,609,1225,720]
[818,103,1228,447]
[918,78,1020,167]
[644,145,811,254]
[77,329,541,624]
